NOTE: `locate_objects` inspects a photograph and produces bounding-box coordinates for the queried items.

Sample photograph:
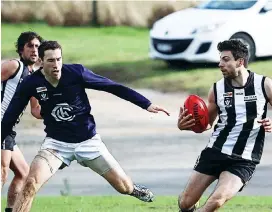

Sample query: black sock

[179,205,196,212]
[5,208,13,212]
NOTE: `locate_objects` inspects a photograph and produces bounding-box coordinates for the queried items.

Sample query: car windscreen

[196,0,258,10]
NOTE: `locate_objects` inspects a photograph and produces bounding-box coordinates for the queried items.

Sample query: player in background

[177,39,272,212]
[1,40,170,212]
[1,31,43,212]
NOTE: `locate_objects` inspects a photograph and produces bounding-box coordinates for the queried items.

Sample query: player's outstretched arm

[257,77,272,133]
[147,104,170,116]
[81,66,170,114]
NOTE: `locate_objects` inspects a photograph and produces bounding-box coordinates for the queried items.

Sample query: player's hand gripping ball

[184,95,209,133]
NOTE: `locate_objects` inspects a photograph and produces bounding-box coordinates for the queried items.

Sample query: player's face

[218,51,242,79]
[42,49,62,81]
[20,38,40,65]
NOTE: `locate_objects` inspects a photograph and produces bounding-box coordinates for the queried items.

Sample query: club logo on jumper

[223,92,233,108]
[244,95,257,102]
[223,92,233,97]
[36,87,49,101]
[51,103,75,122]
[224,97,233,108]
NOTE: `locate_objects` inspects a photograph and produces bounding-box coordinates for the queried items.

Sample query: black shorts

[1,131,17,151]
[194,147,257,191]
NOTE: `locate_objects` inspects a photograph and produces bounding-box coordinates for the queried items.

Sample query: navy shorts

[194,147,257,191]
[1,131,17,151]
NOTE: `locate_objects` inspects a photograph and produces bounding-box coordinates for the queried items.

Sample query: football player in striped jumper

[1,40,170,212]
[177,39,272,212]
[1,32,44,212]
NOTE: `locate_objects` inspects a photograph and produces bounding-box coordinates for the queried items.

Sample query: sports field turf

[2,196,272,211]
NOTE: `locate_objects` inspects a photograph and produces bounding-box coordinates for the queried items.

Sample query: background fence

[1,1,200,27]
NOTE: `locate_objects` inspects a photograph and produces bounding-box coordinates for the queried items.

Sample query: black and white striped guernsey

[208,71,269,163]
[1,59,30,123]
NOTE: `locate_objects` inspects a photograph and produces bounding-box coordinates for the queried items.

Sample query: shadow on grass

[90,56,272,83]
[88,59,218,84]
[87,56,272,95]
[164,56,272,70]
[87,59,222,96]
[90,59,168,83]
[165,60,218,70]
[256,56,272,61]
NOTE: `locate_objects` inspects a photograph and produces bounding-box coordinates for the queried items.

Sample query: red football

[184,95,209,133]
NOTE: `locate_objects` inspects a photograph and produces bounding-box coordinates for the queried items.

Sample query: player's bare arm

[1,60,19,82]
[2,60,42,120]
[206,85,218,130]
[264,77,272,107]
[30,97,42,119]
[257,77,272,133]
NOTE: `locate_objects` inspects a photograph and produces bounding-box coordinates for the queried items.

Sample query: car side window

[261,1,272,12]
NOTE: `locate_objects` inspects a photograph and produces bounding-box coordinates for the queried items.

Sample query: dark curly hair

[217,39,249,67]
[15,31,44,56]
[38,41,62,60]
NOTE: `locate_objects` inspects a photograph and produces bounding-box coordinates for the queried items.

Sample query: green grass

[2,23,272,96]
[2,196,272,212]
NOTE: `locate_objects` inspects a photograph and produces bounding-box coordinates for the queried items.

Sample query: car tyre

[230,33,256,62]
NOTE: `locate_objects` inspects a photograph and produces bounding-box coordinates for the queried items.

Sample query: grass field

[2,23,272,96]
[2,196,272,212]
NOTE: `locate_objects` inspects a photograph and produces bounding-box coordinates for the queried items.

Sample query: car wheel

[230,33,256,62]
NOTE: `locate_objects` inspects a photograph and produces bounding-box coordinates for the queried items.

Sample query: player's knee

[24,177,38,197]
[21,167,30,180]
[178,193,195,209]
[13,165,29,180]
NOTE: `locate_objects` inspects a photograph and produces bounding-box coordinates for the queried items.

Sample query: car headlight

[192,22,225,34]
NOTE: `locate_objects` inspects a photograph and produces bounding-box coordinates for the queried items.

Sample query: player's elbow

[205,124,212,131]
[208,115,217,128]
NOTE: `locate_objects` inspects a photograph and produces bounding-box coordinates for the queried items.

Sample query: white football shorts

[39,134,121,175]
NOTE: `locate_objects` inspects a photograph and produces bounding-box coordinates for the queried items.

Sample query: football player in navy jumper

[1,40,170,212]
